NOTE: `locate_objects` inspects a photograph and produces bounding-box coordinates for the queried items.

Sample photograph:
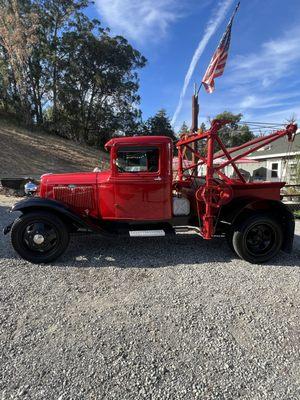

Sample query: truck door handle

[154,177,162,181]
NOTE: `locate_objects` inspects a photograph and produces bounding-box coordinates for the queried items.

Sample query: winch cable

[240,121,296,183]
[280,139,294,183]
[173,120,295,184]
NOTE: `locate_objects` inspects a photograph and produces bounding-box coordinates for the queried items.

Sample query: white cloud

[174,88,300,132]
[261,107,300,123]
[193,27,300,125]
[171,0,235,126]
[95,0,182,42]
[239,92,300,110]
[229,27,300,87]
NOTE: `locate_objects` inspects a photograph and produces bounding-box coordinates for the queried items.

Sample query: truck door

[113,144,172,220]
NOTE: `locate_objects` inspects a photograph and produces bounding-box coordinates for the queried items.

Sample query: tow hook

[3,223,13,235]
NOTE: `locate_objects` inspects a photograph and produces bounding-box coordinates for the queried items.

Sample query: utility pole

[191,84,199,133]
[191,84,199,175]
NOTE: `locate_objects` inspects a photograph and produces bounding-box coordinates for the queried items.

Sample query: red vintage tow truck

[4,119,297,264]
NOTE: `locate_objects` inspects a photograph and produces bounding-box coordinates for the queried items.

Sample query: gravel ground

[0,196,300,400]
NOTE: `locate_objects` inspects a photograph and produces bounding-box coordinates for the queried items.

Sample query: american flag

[202,2,240,93]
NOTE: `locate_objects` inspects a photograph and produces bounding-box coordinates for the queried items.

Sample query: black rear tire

[231,214,283,264]
[11,211,69,264]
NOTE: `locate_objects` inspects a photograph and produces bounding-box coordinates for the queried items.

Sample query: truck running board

[129,229,166,237]
[128,226,203,238]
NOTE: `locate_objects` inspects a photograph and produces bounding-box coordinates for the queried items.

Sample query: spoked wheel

[231,214,283,264]
[11,211,69,263]
[245,223,276,255]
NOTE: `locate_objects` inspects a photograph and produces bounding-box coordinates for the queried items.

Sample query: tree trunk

[52,20,59,125]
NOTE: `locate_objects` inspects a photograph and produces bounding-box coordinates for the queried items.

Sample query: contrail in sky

[171,0,235,127]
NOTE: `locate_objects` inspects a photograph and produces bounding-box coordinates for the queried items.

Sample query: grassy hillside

[0,120,109,178]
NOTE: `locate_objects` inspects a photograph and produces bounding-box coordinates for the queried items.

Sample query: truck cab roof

[105,135,173,150]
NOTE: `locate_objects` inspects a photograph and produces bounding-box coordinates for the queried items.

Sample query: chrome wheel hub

[33,234,45,245]
[23,222,58,254]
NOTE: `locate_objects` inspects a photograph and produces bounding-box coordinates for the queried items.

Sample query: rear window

[116,146,159,173]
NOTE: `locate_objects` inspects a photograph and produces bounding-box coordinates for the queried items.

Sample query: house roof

[214,132,300,160]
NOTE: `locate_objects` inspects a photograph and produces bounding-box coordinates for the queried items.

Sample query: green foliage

[144,109,176,140]
[214,111,255,148]
[294,210,300,219]
[55,26,146,145]
[179,121,189,135]
[200,122,207,132]
[0,0,146,146]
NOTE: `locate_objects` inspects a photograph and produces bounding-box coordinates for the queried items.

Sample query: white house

[215,132,300,183]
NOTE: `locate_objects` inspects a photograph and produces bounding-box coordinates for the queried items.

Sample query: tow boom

[176,120,298,239]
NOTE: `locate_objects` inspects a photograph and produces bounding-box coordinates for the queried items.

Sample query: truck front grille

[53,186,95,210]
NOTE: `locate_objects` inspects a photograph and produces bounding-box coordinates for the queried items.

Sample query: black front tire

[11,211,69,264]
[231,214,283,264]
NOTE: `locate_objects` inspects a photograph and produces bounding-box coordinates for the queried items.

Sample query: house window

[116,146,159,173]
[271,163,278,178]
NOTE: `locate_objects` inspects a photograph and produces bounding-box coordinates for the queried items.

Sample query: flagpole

[196,82,203,97]
[191,84,200,176]
[191,1,240,173]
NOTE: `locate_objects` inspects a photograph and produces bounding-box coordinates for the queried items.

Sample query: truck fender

[4,197,99,234]
[221,198,295,253]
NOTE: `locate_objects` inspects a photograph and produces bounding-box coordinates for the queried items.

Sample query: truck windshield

[116,146,159,173]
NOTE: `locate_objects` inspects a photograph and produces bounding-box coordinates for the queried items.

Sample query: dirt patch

[0,121,109,178]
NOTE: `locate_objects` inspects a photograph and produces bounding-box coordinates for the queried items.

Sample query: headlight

[24,181,38,196]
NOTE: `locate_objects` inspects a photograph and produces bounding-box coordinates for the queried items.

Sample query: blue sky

[88,0,300,131]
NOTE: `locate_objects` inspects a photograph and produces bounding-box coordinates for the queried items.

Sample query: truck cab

[102,136,173,221]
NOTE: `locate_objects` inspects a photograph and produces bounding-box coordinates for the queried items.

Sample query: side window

[116,146,159,173]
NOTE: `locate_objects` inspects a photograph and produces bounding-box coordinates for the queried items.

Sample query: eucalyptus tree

[0,0,147,146]
[56,22,146,144]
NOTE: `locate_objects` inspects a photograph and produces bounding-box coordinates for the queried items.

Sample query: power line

[241,121,286,126]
